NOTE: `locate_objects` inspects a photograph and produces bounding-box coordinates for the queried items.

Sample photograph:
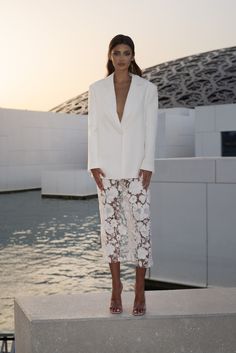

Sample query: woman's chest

[95,83,146,120]
[114,81,132,122]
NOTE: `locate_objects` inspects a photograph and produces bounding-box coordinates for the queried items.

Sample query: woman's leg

[133,267,146,315]
[123,177,152,315]
[97,178,123,313]
[109,262,123,313]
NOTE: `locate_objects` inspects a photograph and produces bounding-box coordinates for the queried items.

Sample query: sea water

[0,190,135,331]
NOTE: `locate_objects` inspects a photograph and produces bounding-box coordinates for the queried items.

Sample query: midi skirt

[96,176,153,268]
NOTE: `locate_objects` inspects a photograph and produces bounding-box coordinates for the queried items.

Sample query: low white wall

[195,103,236,157]
[0,108,87,191]
[0,106,195,192]
[150,157,236,287]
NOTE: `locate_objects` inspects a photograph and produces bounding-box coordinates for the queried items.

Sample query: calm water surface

[0,190,135,332]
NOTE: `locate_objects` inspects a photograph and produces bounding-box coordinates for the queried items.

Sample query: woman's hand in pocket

[91,168,106,191]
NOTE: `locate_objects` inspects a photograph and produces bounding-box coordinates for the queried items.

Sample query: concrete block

[150,182,207,286]
[40,129,52,150]
[153,158,215,182]
[195,132,203,156]
[161,107,193,116]
[0,167,8,191]
[216,157,236,183]
[0,108,86,191]
[1,165,41,191]
[208,184,236,286]
[165,144,194,158]
[156,108,195,158]
[57,170,76,194]
[0,136,8,164]
[215,104,236,131]
[41,169,97,197]
[165,114,194,139]
[195,105,215,132]
[201,132,221,157]
[15,288,236,353]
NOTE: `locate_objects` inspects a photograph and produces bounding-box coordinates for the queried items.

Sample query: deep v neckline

[112,73,133,123]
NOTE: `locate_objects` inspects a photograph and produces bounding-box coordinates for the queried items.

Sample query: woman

[87,34,158,316]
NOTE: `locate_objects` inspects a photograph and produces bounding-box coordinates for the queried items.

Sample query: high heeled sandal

[132,301,146,316]
[132,288,146,316]
[109,282,123,314]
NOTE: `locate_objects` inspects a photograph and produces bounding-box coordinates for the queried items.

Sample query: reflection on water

[0,190,135,331]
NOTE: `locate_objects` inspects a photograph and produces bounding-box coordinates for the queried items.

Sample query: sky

[0,0,235,112]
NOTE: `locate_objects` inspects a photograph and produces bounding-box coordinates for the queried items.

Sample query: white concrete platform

[41,169,97,197]
[15,287,236,353]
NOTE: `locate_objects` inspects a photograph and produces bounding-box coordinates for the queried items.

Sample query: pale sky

[0,0,235,112]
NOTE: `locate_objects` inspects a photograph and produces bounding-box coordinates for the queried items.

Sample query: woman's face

[109,44,134,71]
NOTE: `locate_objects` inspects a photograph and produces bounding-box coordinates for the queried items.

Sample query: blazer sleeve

[140,83,158,173]
[87,84,100,171]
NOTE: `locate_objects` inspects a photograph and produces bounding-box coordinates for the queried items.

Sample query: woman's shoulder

[134,75,157,93]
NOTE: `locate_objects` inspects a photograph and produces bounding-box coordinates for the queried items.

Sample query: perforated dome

[50,46,236,114]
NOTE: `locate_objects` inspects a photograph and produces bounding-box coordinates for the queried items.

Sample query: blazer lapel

[105,71,140,129]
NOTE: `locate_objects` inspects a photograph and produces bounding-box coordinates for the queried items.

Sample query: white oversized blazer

[87,71,158,179]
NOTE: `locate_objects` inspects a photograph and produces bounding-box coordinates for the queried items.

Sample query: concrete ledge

[15,287,236,353]
[41,169,97,197]
[216,157,236,183]
[153,158,216,182]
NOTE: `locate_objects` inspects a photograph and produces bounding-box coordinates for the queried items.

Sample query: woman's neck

[113,70,131,84]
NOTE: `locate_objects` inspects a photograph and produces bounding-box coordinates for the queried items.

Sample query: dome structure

[50,46,236,114]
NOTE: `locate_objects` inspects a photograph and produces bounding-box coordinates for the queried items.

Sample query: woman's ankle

[135,281,145,291]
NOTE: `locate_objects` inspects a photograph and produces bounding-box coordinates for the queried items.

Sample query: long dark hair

[106,34,142,77]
